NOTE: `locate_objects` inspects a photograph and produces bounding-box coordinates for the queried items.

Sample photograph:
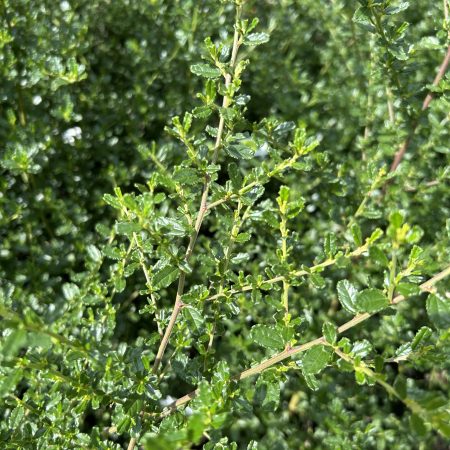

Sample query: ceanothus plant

[1,0,449,449]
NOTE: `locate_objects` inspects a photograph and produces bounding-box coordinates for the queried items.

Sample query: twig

[127,438,136,450]
[126,5,244,447]
[385,85,395,123]
[206,153,300,211]
[388,45,450,173]
[160,264,450,417]
[127,7,244,448]
[204,241,371,303]
[332,347,424,415]
[152,2,243,372]
[204,200,251,364]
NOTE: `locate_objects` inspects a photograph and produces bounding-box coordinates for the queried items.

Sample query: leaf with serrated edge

[337,280,358,314]
[249,325,285,350]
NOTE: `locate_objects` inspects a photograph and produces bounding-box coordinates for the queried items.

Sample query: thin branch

[161,264,450,416]
[152,4,243,373]
[389,45,450,173]
[332,347,424,416]
[385,85,395,123]
[206,153,300,211]
[205,200,251,363]
[204,241,371,303]
[127,438,137,450]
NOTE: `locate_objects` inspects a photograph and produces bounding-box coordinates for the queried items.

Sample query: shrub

[1,0,449,448]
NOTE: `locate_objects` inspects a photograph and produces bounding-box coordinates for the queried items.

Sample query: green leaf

[178,259,192,274]
[299,345,332,375]
[182,285,209,305]
[212,360,230,397]
[103,245,123,260]
[103,193,122,209]
[218,107,237,121]
[190,63,221,79]
[182,306,204,333]
[241,185,264,206]
[396,282,420,297]
[406,226,423,244]
[286,198,305,219]
[274,121,295,136]
[230,252,250,265]
[225,144,254,160]
[156,217,186,237]
[62,283,80,301]
[336,280,359,314]
[407,245,423,268]
[182,112,192,132]
[393,343,411,360]
[116,416,131,434]
[114,277,126,293]
[278,185,290,205]
[352,7,375,33]
[228,162,242,191]
[2,329,27,358]
[389,211,404,229]
[367,228,384,243]
[369,245,389,267]
[243,32,269,46]
[235,232,251,243]
[350,223,362,247]
[173,167,200,185]
[385,2,409,15]
[152,263,179,289]
[143,434,181,450]
[426,294,450,329]
[254,372,280,411]
[322,322,337,345]
[116,221,141,235]
[8,406,25,429]
[249,324,285,350]
[411,326,432,350]
[432,411,450,438]
[86,244,102,262]
[324,232,337,258]
[310,273,325,289]
[302,372,320,391]
[409,413,427,436]
[0,370,23,397]
[351,340,372,358]
[355,369,366,385]
[154,192,166,204]
[192,105,213,119]
[356,289,389,313]
[393,374,408,398]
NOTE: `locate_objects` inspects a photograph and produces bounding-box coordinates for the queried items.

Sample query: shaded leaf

[426,294,450,329]
[182,306,203,333]
[225,144,254,160]
[152,263,179,289]
[62,283,80,301]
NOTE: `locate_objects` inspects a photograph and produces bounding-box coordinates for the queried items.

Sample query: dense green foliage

[1,0,450,448]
